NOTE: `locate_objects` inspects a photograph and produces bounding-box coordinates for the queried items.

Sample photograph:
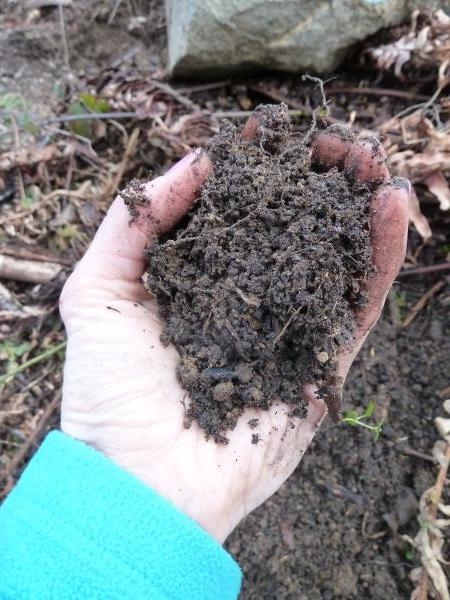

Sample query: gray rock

[165,0,450,77]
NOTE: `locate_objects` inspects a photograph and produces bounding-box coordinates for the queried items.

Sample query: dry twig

[0,392,62,498]
[398,263,450,278]
[402,280,445,328]
[0,255,63,283]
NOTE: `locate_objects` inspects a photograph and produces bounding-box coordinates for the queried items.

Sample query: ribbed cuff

[0,431,242,600]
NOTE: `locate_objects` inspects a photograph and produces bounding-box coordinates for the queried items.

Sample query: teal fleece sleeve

[0,431,242,599]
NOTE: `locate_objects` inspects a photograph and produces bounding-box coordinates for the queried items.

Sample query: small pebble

[317,351,329,364]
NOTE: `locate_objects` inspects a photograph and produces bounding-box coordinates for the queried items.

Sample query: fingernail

[392,177,411,195]
[167,149,201,176]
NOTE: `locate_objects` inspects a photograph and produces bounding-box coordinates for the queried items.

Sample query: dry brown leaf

[0,144,71,172]
[368,9,450,79]
[424,170,450,210]
[407,189,433,241]
[377,111,450,239]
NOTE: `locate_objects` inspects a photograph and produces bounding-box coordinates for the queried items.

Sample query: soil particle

[119,179,149,221]
[146,104,374,440]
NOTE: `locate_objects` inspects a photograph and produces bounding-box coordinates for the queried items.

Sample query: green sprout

[0,341,66,388]
[341,399,383,440]
[404,548,414,562]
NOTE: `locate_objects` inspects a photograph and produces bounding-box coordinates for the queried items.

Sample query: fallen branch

[0,255,63,284]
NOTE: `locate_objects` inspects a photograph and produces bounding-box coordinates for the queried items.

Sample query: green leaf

[0,340,31,360]
[66,100,93,138]
[404,549,414,562]
[364,399,376,419]
[0,93,27,111]
[342,410,359,421]
[79,92,110,113]
[66,93,111,139]
[21,114,39,136]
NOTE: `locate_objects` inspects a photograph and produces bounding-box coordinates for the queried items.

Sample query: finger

[73,150,211,284]
[241,115,260,140]
[311,124,355,168]
[338,179,410,378]
[344,136,390,185]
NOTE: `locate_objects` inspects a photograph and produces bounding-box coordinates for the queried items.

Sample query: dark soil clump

[146,104,374,441]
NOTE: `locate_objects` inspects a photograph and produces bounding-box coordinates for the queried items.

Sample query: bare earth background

[0,2,449,598]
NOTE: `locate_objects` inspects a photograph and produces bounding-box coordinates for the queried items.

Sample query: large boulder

[165,0,449,77]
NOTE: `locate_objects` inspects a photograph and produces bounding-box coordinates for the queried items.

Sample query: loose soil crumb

[146,104,374,441]
[120,178,150,221]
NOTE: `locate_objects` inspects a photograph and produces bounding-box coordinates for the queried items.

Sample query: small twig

[438,385,450,399]
[402,280,445,328]
[0,392,62,494]
[213,109,306,120]
[273,306,302,345]
[0,244,73,267]
[151,80,201,112]
[248,84,308,110]
[58,0,70,70]
[402,447,436,464]
[177,81,231,94]
[46,111,138,125]
[397,263,450,278]
[0,342,66,387]
[108,0,122,24]
[0,111,139,140]
[326,86,429,102]
[101,127,140,200]
[221,279,261,308]
[9,114,26,203]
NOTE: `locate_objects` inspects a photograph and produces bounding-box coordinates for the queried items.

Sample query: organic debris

[362,10,450,241]
[378,112,450,240]
[368,10,450,86]
[405,399,450,600]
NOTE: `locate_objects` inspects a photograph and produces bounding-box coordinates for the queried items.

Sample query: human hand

[59,122,409,543]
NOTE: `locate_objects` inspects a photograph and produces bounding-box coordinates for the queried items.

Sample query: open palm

[59,125,409,542]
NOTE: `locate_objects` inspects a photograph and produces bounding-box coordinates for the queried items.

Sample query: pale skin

[59,122,409,543]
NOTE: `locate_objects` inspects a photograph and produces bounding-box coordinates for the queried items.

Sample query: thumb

[69,149,211,287]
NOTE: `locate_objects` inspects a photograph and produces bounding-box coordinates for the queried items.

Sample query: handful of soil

[146,104,373,442]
